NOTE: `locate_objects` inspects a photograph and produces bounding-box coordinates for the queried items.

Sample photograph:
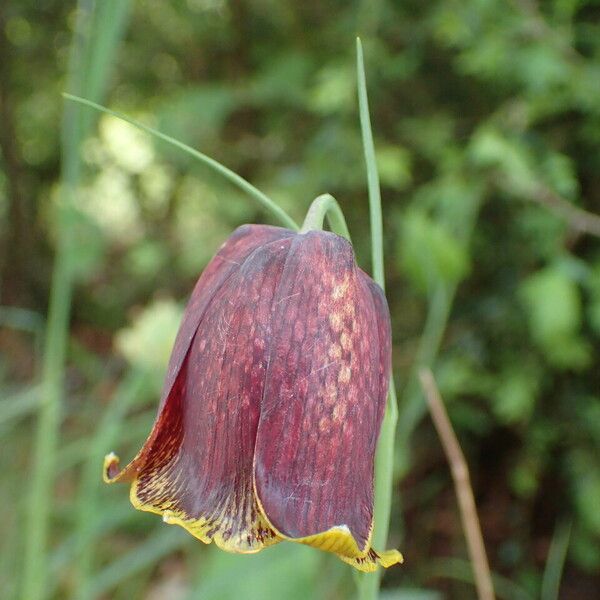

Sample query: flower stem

[356,37,398,600]
[300,193,352,241]
[63,93,299,231]
[73,370,146,600]
[356,39,384,291]
[22,2,132,598]
[419,369,495,600]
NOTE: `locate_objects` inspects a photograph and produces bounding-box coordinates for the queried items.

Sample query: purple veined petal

[360,270,393,429]
[159,224,295,412]
[105,229,294,552]
[105,226,403,571]
[253,231,402,571]
[105,224,292,486]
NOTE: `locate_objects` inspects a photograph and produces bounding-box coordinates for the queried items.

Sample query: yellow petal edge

[103,452,281,554]
[251,475,403,572]
[104,452,403,572]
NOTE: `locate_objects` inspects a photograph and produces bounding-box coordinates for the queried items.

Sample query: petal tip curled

[254,493,403,572]
[105,225,398,572]
[103,452,121,483]
[377,548,404,568]
[340,547,404,572]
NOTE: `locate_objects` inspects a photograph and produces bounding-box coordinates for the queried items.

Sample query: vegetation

[1,1,599,598]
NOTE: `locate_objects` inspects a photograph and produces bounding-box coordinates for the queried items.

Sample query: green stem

[396,284,452,456]
[22,2,132,598]
[21,237,73,600]
[73,371,146,600]
[21,3,88,595]
[300,193,351,240]
[355,37,397,600]
[63,94,299,231]
[356,39,384,291]
[541,520,572,600]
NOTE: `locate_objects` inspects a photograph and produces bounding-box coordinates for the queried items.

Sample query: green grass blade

[48,503,139,597]
[188,545,320,600]
[356,38,384,290]
[73,370,147,600]
[55,413,153,475]
[0,386,40,430]
[541,520,572,600]
[356,37,398,600]
[396,285,452,454]
[87,528,190,597]
[428,558,534,600]
[63,94,299,231]
[21,2,132,598]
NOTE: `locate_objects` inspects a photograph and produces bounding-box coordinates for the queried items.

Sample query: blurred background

[1,1,599,599]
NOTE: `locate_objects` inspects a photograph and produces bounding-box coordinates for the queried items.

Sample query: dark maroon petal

[360,271,392,427]
[159,224,293,411]
[105,229,294,552]
[104,225,402,570]
[254,231,390,553]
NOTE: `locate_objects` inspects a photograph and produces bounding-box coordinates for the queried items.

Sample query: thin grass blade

[355,37,398,600]
[87,528,190,597]
[541,520,572,600]
[356,38,384,289]
[63,94,299,231]
[21,2,133,598]
[73,370,147,600]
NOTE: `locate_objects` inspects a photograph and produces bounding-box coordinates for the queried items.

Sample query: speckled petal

[105,226,403,570]
[158,224,294,412]
[361,271,393,428]
[253,231,401,570]
[105,229,293,552]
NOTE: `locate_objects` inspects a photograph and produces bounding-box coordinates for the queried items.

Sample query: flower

[104,224,403,571]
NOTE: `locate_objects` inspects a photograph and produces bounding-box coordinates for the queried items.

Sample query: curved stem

[300,193,352,241]
[63,93,299,231]
[356,37,397,600]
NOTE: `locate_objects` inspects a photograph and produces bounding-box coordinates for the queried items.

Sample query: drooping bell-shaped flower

[104,224,403,571]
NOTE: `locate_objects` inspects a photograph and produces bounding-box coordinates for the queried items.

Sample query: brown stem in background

[491,174,600,239]
[419,368,495,600]
[528,183,600,239]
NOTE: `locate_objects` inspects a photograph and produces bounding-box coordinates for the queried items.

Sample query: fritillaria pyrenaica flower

[104,224,403,571]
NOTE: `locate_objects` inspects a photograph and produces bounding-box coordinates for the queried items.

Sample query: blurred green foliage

[1,0,599,598]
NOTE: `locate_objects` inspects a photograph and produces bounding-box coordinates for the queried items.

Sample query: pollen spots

[332,403,346,421]
[328,343,342,359]
[338,365,351,384]
[342,302,356,318]
[322,382,338,406]
[329,313,343,332]
[318,416,330,432]
[332,275,351,300]
[340,332,352,352]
